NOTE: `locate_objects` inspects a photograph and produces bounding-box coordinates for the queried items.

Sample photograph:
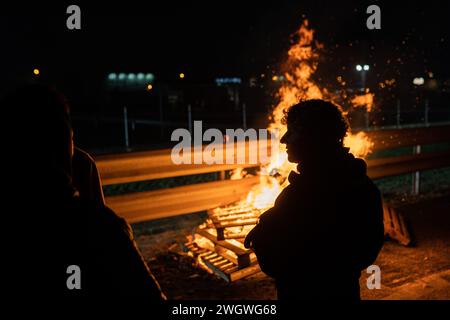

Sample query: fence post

[424,99,429,126]
[396,99,401,128]
[242,103,247,130]
[412,145,421,195]
[123,106,129,149]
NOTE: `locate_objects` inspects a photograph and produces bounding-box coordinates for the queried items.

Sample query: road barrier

[95,125,450,223]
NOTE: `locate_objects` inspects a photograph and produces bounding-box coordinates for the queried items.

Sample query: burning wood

[183,208,261,282]
[208,204,261,240]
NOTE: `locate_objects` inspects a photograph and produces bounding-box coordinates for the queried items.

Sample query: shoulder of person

[88,203,134,239]
[73,147,96,164]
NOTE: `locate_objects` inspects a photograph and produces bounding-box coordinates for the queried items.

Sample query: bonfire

[184,20,376,282]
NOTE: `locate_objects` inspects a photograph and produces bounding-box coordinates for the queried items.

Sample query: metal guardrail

[96,140,269,185]
[96,125,450,185]
[106,176,260,223]
[365,124,450,151]
[367,150,450,179]
[95,125,450,223]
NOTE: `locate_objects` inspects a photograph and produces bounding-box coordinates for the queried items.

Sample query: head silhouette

[3,85,74,192]
[280,99,349,163]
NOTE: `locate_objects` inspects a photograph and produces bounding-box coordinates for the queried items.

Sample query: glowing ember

[351,92,375,112]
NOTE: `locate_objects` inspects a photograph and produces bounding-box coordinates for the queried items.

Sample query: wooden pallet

[184,241,261,282]
[208,204,262,240]
[179,202,264,282]
[383,203,411,246]
[201,253,261,282]
[183,241,212,256]
[196,228,257,268]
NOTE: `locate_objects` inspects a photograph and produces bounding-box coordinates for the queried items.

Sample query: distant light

[146,84,153,91]
[128,73,136,81]
[33,68,40,76]
[356,65,363,71]
[215,77,242,85]
[118,73,126,80]
[145,73,155,82]
[272,75,278,81]
[137,73,145,80]
[108,73,117,80]
[179,73,185,79]
[413,77,424,85]
[363,64,370,71]
[428,72,434,78]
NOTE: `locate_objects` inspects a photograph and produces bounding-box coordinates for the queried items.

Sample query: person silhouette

[2,84,165,298]
[244,99,384,300]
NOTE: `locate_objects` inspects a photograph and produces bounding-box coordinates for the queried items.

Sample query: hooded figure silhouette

[3,85,165,298]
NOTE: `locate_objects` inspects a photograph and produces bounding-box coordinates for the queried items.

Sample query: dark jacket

[62,195,166,298]
[244,149,384,300]
[86,200,165,297]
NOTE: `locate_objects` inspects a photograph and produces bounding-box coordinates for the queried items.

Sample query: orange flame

[232,19,374,211]
[351,92,375,112]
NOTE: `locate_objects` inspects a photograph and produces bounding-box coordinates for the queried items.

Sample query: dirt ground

[136,195,450,300]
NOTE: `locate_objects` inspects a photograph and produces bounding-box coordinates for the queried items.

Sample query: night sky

[2,1,449,99]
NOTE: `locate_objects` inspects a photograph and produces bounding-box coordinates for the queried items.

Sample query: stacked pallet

[184,203,265,282]
[382,203,411,246]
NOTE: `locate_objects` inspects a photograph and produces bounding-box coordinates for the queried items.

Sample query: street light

[33,68,40,76]
[356,65,362,71]
[413,77,424,86]
[363,64,370,71]
[179,73,185,79]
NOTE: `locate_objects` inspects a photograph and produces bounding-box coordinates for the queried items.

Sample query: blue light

[118,73,126,80]
[108,73,117,80]
[215,77,242,85]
